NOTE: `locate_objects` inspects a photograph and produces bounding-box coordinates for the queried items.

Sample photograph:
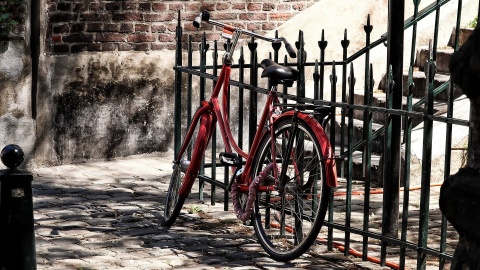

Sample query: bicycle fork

[175,102,215,199]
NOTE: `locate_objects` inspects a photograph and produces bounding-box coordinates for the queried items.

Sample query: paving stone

[31,153,450,269]
[55,220,90,228]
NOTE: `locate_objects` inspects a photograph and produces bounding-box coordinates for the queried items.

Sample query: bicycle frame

[174,18,338,201]
[175,60,277,197]
[175,65,338,198]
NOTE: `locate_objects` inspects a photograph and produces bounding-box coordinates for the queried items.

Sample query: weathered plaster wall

[0,40,36,167]
[34,51,177,165]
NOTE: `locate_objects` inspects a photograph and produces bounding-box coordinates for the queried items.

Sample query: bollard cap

[1,144,25,169]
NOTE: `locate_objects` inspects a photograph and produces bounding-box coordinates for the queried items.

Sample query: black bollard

[0,144,36,270]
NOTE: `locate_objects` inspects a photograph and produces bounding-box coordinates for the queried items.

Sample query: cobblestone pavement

[31,151,457,269]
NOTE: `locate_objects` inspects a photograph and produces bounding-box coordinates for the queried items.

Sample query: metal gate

[173,1,479,269]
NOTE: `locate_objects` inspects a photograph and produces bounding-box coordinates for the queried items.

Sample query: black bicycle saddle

[260,59,299,86]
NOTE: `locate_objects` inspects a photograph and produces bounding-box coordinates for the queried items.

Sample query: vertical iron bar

[295,31,306,243]
[211,40,218,206]
[224,39,231,211]
[409,0,420,67]
[340,30,350,180]
[403,0,419,146]
[345,63,355,256]
[432,0,441,62]
[187,36,193,159]
[174,11,183,158]
[312,59,320,100]
[199,33,208,201]
[439,92,453,270]
[362,15,373,261]
[283,55,288,104]
[400,67,414,270]
[381,64,394,266]
[417,42,435,270]
[418,2,441,266]
[248,38,258,149]
[238,48,245,151]
[268,52,273,91]
[328,62,337,251]
[314,61,320,102]
[381,0,404,264]
[318,30,327,100]
[296,30,305,102]
[229,47,245,211]
[200,33,207,101]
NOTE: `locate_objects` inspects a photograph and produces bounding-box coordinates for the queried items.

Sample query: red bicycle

[163,11,338,261]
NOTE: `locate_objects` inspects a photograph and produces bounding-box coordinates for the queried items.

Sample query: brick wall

[47,0,320,54]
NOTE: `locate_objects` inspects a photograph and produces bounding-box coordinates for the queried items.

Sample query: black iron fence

[173,1,478,269]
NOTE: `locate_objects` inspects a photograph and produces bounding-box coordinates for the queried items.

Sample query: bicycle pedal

[219,152,242,166]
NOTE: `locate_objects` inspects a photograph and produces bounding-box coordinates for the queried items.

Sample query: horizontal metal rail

[174,66,471,127]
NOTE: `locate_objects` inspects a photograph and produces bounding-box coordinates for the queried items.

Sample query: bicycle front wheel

[252,117,331,261]
[163,113,212,226]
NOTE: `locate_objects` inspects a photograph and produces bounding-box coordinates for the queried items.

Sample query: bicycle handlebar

[193,11,296,58]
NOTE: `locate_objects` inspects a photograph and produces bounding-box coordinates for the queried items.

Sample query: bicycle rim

[163,162,187,226]
[252,118,330,261]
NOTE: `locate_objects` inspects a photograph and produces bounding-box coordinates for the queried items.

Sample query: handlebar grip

[193,15,201,28]
[284,41,297,58]
[193,10,211,28]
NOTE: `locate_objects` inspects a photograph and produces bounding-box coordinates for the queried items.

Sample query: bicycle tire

[163,113,212,226]
[251,117,331,261]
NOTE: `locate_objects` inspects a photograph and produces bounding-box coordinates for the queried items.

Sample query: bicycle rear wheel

[163,113,212,226]
[252,117,331,261]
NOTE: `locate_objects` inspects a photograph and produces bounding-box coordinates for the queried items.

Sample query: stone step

[334,147,381,183]
[351,90,449,125]
[379,70,462,102]
[415,45,454,74]
[325,115,384,153]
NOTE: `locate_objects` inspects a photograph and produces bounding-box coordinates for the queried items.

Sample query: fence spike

[318,29,328,50]
[248,37,257,52]
[365,14,373,34]
[341,29,350,48]
[272,30,281,52]
[348,63,356,89]
[330,61,337,84]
